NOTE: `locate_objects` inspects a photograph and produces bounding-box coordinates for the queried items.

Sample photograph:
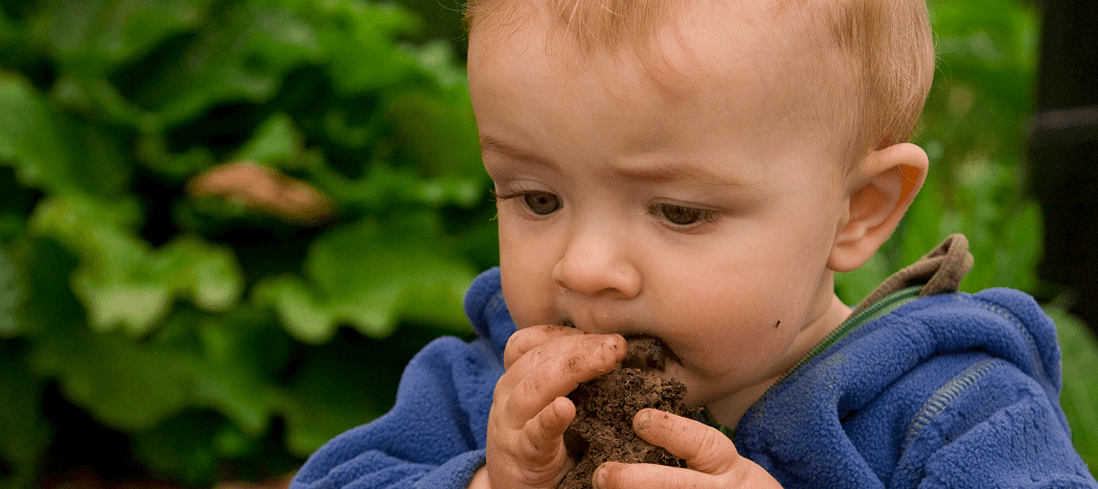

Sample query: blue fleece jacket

[291,266,1096,489]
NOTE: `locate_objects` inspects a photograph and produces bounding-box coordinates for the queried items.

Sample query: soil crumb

[621,336,670,371]
[559,337,698,489]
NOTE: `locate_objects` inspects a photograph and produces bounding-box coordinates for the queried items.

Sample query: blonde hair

[465,0,935,172]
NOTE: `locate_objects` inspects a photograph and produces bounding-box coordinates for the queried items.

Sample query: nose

[551,221,642,299]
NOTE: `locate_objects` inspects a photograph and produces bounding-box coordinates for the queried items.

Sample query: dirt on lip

[559,337,699,489]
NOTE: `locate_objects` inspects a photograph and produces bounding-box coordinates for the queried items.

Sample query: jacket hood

[464,267,516,360]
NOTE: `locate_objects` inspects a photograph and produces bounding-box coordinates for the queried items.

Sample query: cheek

[655,250,821,341]
[497,214,539,272]
[670,282,784,333]
[499,264,544,329]
[497,217,558,328]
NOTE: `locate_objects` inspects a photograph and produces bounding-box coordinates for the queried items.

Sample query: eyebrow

[479,135,557,167]
[479,135,751,188]
[609,161,750,188]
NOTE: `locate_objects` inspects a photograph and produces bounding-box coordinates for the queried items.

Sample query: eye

[650,203,720,226]
[493,188,563,217]
[523,191,562,215]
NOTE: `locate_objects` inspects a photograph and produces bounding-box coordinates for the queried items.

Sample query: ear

[828,142,929,272]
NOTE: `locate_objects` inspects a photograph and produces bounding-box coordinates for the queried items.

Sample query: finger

[519,396,576,459]
[633,408,738,474]
[516,331,627,373]
[594,455,783,489]
[505,334,626,426]
[594,462,709,489]
[504,324,583,369]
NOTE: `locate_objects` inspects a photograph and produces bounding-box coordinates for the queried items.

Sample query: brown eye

[655,204,705,225]
[524,191,562,215]
[650,203,721,227]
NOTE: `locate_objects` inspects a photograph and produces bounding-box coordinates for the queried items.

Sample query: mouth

[559,321,681,372]
[622,335,679,371]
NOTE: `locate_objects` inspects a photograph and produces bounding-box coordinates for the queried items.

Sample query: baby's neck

[706,293,853,428]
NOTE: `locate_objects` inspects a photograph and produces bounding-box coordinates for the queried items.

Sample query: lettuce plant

[0,0,494,485]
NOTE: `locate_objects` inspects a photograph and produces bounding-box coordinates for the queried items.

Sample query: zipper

[709,285,923,437]
[776,285,924,383]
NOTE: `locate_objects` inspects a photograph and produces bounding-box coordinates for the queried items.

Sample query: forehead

[470,0,789,78]
[467,1,832,152]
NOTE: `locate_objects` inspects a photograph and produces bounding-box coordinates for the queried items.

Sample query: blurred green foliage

[0,0,1095,487]
[1049,306,1098,471]
[0,0,495,486]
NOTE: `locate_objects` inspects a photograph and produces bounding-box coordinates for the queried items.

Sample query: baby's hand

[483,325,626,489]
[592,409,783,489]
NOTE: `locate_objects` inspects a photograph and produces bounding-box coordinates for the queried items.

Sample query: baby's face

[469,3,856,423]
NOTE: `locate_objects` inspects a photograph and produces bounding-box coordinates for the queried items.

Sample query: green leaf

[282,350,390,456]
[31,306,288,438]
[0,341,51,489]
[316,162,488,214]
[40,0,218,70]
[900,181,949,268]
[0,74,133,198]
[254,219,474,343]
[135,132,217,179]
[383,89,481,178]
[0,10,18,55]
[316,0,420,95]
[70,120,133,197]
[0,75,76,192]
[1046,306,1098,475]
[252,275,329,344]
[0,0,496,485]
[989,200,1042,292]
[50,74,150,130]
[231,113,304,169]
[835,250,891,305]
[130,411,223,487]
[402,39,469,90]
[281,330,414,456]
[96,1,322,130]
[30,194,244,334]
[165,237,246,311]
[30,325,194,430]
[9,237,86,339]
[0,248,20,337]
[186,312,289,435]
[38,0,221,129]
[0,167,36,244]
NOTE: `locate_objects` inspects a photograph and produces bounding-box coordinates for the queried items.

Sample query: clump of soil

[559,337,699,489]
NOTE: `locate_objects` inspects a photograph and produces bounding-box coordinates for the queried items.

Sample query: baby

[291,0,1098,488]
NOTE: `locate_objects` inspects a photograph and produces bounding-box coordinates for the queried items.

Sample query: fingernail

[592,464,608,489]
[634,409,652,431]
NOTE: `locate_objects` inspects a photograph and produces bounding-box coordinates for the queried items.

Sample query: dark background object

[1027,0,1098,335]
